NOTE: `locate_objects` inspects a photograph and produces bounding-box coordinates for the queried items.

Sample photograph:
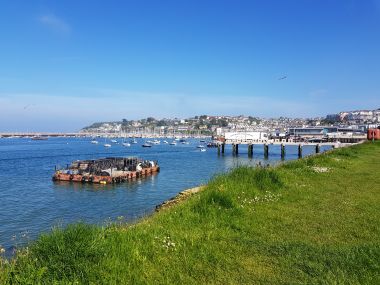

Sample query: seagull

[278,76,287,80]
[23,104,35,110]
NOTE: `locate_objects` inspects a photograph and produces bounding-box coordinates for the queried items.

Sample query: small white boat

[122,142,131,147]
[197,145,205,148]
[130,139,138,144]
[91,140,99,144]
[170,141,177,145]
[152,140,160,144]
[163,140,169,144]
[142,143,152,148]
[104,144,111,148]
[200,148,206,152]
[111,139,118,143]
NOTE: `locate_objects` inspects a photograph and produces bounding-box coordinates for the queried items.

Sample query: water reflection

[52,173,158,192]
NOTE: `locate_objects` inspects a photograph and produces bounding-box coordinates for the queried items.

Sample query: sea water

[0,137,331,252]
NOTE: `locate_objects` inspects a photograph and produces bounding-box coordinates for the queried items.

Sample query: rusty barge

[52,157,159,184]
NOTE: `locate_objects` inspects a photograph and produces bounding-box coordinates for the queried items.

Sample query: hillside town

[81,108,380,139]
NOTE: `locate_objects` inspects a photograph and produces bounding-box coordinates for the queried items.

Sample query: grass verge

[1,142,380,284]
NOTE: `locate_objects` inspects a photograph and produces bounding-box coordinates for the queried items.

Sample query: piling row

[217,143,329,158]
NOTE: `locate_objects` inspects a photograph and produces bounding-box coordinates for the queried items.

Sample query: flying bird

[278,76,287,80]
[23,104,35,110]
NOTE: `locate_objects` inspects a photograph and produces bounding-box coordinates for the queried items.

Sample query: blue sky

[0,0,379,132]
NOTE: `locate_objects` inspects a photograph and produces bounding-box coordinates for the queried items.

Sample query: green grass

[1,141,380,284]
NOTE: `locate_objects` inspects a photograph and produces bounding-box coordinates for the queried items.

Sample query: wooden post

[264,144,269,159]
[217,144,221,155]
[235,144,239,155]
[248,144,253,157]
[281,143,285,159]
[232,144,236,155]
[298,144,303,158]
[222,143,225,154]
[315,144,320,154]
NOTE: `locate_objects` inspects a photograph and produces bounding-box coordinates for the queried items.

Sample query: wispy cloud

[38,14,70,35]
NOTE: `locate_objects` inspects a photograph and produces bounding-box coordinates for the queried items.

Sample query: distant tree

[200,115,208,120]
[320,119,336,125]
[219,119,228,127]
[248,116,260,124]
[157,120,167,126]
[147,117,156,123]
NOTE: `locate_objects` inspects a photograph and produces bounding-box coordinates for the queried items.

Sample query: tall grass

[7,224,105,284]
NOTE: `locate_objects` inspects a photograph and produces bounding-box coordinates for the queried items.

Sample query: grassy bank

[1,142,380,284]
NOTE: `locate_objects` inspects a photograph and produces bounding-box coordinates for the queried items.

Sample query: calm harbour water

[0,137,331,252]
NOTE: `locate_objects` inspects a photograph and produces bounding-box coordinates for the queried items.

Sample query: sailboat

[121,131,131,147]
[104,137,111,148]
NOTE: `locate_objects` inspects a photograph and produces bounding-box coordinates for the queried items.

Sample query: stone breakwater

[155,186,205,212]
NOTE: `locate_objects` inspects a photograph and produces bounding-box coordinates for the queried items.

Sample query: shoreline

[155,186,205,212]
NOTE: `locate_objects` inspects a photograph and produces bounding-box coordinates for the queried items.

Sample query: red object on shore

[367,129,380,140]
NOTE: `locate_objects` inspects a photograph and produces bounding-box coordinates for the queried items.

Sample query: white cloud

[38,14,70,35]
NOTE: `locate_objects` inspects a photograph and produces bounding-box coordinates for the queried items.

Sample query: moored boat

[32,136,48,140]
